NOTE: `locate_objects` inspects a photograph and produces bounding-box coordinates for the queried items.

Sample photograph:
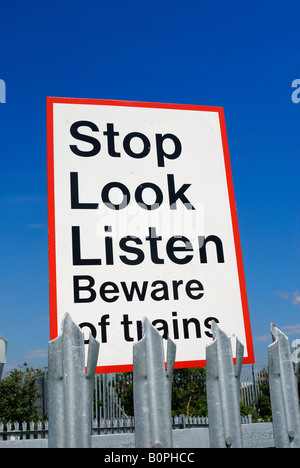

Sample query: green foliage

[256,371,272,421]
[0,363,44,424]
[115,373,134,416]
[114,367,277,422]
[240,402,254,417]
[115,368,207,418]
[171,368,207,417]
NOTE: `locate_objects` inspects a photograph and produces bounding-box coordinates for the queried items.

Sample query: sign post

[47,97,254,372]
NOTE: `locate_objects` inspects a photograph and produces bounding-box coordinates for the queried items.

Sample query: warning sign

[47,98,254,372]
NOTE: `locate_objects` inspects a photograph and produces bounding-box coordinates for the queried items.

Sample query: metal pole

[251,364,258,411]
[48,313,99,448]
[133,317,176,448]
[206,321,244,448]
[103,374,107,420]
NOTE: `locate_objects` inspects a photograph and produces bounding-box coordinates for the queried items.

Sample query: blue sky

[0,0,299,370]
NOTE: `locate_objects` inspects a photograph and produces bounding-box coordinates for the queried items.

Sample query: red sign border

[46,97,255,373]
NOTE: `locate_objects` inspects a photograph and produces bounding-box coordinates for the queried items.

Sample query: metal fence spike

[48,313,100,448]
[133,317,176,448]
[270,322,277,342]
[206,321,244,448]
[235,338,244,380]
[268,323,300,448]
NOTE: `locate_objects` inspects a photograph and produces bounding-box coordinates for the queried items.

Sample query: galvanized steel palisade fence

[133,317,176,448]
[93,374,128,422]
[239,365,267,407]
[0,415,255,441]
[0,315,299,448]
[31,373,129,422]
[0,421,48,441]
[206,320,244,448]
[268,323,300,448]
[47,313,99,448]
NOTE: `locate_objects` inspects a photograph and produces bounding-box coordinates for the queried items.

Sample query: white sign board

[47,98,254,372]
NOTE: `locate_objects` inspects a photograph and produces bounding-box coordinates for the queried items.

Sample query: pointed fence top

[135,317,176,371]
[61,312,79,334]
[270,322,288,343]
[48,312,99,377]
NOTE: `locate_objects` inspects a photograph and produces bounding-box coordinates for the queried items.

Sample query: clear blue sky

[0,0,299,370]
